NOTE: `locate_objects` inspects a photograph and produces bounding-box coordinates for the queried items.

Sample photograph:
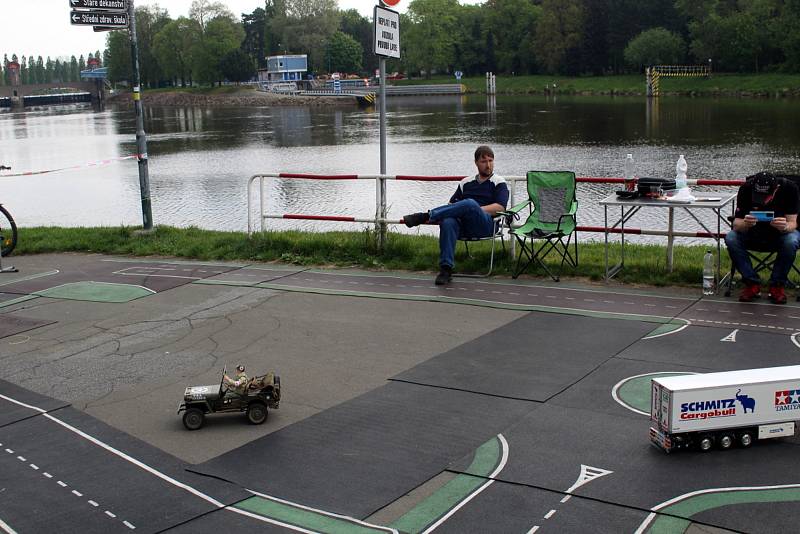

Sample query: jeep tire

[183,408,205,430]
[247,402,268,425]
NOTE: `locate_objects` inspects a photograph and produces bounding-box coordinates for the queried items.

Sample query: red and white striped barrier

[247,173,743,238]
[0,154,141,178]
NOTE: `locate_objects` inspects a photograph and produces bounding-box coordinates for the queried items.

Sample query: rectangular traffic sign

[70,10,128,27]
[373,5,400,59]
[69,0,127,11]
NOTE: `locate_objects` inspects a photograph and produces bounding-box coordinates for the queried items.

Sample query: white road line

[0,517,18,534]
[422,434,509,534]
[123,520,136,529]
[0,392,226,508]
[43,472,52,478]
[16,456,25,462]
[88,501,99,507]
[544,509,556,519]
[526,526,539,534]
[29,464,38,470]
[634,483,800,534]
[560,495,571,503]
[612,372,699,415]
[72,490,83,497]
[4,449,12,454]
[57,481,67,487]
[105,511,116,518]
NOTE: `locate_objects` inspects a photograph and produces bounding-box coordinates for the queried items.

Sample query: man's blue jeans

[429,199,496,269]
[725,229,800,285]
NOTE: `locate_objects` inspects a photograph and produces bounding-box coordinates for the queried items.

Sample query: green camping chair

[505,170,578,281]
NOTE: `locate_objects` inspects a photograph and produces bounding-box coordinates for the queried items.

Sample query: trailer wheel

[739,431,754,448]
[698,435,714,452]
[718,433,734,450]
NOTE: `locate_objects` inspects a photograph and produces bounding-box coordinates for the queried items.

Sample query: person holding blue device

[726,172,800,303]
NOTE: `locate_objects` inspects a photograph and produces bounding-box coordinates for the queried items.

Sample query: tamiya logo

[775,389,800,412]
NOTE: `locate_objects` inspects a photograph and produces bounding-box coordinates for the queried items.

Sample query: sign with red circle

[383,0,401,6]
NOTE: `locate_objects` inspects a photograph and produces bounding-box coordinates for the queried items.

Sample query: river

[1,94,798,243]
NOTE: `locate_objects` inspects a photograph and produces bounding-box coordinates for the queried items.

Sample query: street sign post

[69,0,127,10]
[374,1,401,251]
[70,10,128,27]
[69,0,151,230]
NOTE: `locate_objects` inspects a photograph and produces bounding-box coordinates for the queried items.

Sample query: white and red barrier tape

[0,154,141,178]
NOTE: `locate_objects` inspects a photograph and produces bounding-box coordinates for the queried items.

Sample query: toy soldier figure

[223,365,248,395]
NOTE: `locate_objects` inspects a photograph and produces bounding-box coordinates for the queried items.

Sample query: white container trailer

[650,365,800,452]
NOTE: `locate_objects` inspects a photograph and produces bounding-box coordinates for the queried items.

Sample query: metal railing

[247,173,743,237]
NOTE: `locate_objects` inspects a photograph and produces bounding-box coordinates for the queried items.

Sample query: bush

[624,28,685,70]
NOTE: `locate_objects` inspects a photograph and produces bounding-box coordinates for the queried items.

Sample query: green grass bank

[14,226,731,289]
[398,73,800,97]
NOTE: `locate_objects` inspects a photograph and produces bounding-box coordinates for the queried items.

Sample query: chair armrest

[504,200,531,215]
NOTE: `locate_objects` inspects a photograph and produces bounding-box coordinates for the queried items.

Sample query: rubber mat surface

[0,314,54,339]
[449,403,800,533]
[392,311,657,401]
[0,260,237,296]
[193,381,537,519]
[615,324,800,371]
[0,406,249,533]
[0,379,69,427]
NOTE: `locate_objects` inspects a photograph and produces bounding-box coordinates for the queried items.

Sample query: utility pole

[127,0,153,230]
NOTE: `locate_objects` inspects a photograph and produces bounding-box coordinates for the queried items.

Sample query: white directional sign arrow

[69,0,127,11]
[70,10,128,27]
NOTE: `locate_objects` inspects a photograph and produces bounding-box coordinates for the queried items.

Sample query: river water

[1,95,799,243]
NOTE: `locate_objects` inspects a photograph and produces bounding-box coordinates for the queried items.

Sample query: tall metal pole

[127,0,153,230]
[377,1,388,251]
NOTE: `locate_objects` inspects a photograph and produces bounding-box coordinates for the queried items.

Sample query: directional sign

[70,10,128,27]
[69,0,127,11]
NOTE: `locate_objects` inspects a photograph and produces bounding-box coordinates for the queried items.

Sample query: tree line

[3,0,799,89]
[1,53,103,86]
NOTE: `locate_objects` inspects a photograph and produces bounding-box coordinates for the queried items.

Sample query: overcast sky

[0,1,483,60]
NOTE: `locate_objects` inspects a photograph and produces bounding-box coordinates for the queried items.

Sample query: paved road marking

[544,509,556,519]
[421,434,509,534]
[721,330,739,342]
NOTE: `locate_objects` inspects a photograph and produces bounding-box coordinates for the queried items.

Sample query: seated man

[725,172,800,304]
[403,145,509,285]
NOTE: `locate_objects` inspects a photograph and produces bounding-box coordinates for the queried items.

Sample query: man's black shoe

[435,265,453,285]
[403,212,429,228]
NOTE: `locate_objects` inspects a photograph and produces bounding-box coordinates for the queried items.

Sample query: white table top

[599,190,737,208]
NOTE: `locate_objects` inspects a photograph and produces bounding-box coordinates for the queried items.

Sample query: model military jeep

[178,366,281,430]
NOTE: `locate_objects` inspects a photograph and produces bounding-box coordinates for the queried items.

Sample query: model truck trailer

[650,365,800,452]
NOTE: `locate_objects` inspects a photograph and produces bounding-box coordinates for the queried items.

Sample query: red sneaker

[738,283,761,302]
[769,285,787,305]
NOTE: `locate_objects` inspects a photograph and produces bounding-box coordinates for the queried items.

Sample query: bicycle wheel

[0,205,17,257]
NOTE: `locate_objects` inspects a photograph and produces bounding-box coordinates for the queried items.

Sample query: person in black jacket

[725,173,800,304]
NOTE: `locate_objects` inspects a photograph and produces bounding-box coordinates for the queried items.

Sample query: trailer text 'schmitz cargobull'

[650,365,800,452]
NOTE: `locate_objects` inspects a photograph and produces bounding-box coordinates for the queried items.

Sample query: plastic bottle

[624,154,635,191]
[702,249,715,295]
[676,155,688,190]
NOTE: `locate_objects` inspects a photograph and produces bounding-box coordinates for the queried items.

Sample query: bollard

[0,233,17,273]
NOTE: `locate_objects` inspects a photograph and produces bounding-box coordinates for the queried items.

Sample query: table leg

[667,207,675,273]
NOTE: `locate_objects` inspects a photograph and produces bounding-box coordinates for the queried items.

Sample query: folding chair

[724,245,800,297]
[505,171,578,281]
[457,216,507,277]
